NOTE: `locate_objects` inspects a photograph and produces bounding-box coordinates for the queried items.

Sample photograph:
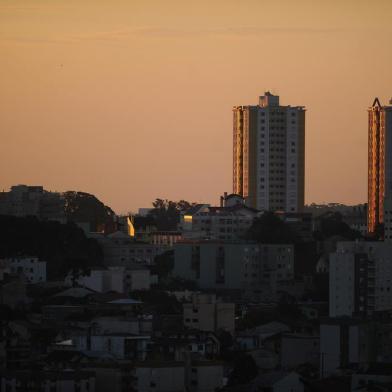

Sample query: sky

[1,0,392,213]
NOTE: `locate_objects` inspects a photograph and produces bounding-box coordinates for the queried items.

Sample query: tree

[0,215,104,279]
[314,211,362,241]
[227,354,258,386]
[64,191,115,232]
[246,211,298,244]
[151,250,174,279]
[147,199,194,230]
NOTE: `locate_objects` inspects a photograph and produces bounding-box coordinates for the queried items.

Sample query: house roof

[183,204,208,216]
[107,298,142,305]
[54,287,95,298]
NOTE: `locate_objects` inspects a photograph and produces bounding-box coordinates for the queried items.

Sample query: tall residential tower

[233,92,305,212]
[368,97,392,236]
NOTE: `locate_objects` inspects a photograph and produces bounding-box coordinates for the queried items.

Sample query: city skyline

[1,0,392,213]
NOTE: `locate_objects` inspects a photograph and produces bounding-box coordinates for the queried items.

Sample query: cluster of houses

[3,188,392,391]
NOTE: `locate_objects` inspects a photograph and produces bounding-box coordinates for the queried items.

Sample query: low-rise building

[329,241,392,318]
[173,241,294,299]
[1,370,95,392]
[0,185,66,222]
[152,330,220,361]
[351,364,392,392]
[134,362,185,392]
[319,318,376,378]
[96,231,166,266]
[6,257,46,283]
[65,266,151,293]
[151,231,182,247]
[183,293,235,334]
[74,333,151,360]
[180,193,260,241]
[133,360,224,392]
[280,333,320,369]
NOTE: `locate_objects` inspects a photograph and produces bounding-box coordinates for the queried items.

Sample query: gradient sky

[1,0,392,213]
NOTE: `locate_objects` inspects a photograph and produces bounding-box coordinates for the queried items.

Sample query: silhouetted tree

[0,215,103,279]
[132,289,182,314]
[64,191,115,232]
[227,354,258,386]
[151,250,174,279]
[246,211,297,244]
[148,199,194,230]
[313,211,362,241]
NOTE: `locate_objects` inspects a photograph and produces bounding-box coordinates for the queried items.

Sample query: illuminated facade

[368,98,392,235]
[233,92,305,212]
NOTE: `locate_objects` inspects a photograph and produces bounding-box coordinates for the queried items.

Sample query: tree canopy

[227,354,258,386]
[314,211,362,241]
[64,191,115,232]
[246,211,298,244]
[147,198,194,230]
[0,214,103,279]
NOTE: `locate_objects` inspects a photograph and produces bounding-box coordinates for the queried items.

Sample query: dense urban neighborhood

[2,93,392,392]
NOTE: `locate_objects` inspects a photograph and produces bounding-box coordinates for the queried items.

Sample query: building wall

[65,268,127,293]
[0,185,65,222]
[135,366,185,392]
[183,295,235,334]
[351,374,392,392]
[320,321,376,378]
[273,373,304,392]
[329,252,355,318]
[97,234,166,266]
[8,257,46,283]
[180,205,258,241]
[174,242,294,296]
[126,269,151,291]
[281,335,319,369]
[319,323,342,377]
[329,241,392,317]
[189,364,224,392]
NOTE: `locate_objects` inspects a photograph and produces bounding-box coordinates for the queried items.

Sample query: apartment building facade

[233,92,305,212]
[329,241,392,318]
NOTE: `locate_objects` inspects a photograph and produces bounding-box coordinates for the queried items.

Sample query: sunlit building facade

[233,92,305,212]
[368,98,392,235]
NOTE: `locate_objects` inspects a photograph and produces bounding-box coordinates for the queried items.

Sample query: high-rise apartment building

[233,92,305,212]
[368,98,392,235]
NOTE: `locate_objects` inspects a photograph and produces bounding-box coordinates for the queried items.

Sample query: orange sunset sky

[1,0,392,213]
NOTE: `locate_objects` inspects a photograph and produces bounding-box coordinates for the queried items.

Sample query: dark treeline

[0,215,103,279]
[64,191,115,231]
[147,198,195,230]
